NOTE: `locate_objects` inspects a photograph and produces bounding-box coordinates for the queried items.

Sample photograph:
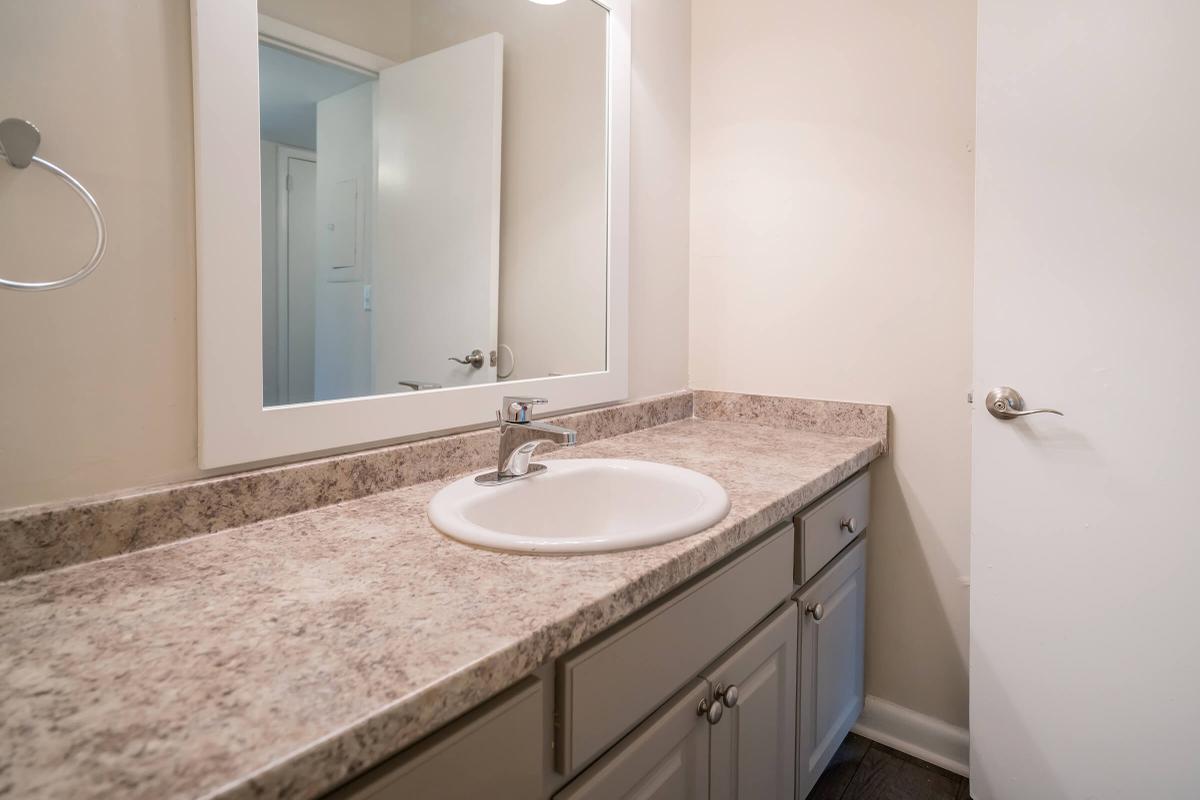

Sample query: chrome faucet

[475,396,577,486]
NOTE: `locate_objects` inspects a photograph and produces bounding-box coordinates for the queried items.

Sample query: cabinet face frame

[189,0,631,468]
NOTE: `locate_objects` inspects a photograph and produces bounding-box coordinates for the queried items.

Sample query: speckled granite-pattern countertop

[0,417,884,800]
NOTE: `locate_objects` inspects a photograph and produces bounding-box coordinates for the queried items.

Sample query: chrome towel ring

[0,118,107,292]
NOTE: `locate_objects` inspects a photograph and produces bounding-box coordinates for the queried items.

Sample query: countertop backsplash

[0,390,888,582]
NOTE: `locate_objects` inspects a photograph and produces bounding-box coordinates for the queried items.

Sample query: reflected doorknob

[449,349,486,369]
[985,387,1063,420]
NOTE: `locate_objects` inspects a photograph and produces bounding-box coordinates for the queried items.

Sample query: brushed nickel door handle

[985,387,1063,420]
[449,349,486,369]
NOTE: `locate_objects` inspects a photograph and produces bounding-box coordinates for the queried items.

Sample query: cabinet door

[796,539,866,799]
[555,680,710,800]
[706,603,798,800]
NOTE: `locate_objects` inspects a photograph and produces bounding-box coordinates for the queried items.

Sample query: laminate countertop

[0,417,885,800]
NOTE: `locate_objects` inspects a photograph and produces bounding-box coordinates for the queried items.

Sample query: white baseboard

[852,695,970,777]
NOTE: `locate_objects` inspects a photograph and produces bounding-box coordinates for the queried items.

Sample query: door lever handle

[448,349,486,369]
[985,387,1063,420]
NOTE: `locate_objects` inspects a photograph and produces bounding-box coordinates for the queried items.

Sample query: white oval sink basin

[429,459,731,554]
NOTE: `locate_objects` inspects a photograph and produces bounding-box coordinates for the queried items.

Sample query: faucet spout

[498,420,577,477]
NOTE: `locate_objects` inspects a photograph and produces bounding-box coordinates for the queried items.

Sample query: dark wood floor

[809,733,969,800]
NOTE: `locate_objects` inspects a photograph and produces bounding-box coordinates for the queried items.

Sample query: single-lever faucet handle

[502,396,547,423]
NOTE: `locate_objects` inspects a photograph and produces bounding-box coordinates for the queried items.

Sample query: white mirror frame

[190,0,630,469]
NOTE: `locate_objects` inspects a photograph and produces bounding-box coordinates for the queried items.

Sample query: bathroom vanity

[329,471,870,800]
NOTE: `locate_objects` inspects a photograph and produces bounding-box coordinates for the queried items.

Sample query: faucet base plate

[474,462,547,487]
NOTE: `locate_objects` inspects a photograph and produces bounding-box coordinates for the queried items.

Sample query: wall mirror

[192,0,629,468]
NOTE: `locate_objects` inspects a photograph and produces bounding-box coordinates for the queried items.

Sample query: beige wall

[0,0,690,511]
[0,0,198,509]
[690,0,976,729]
[629,0,691,400]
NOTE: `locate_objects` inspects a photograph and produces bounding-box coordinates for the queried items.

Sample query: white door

[372,34,503,392]
[282,152,317,404]
[971,3,1200,799]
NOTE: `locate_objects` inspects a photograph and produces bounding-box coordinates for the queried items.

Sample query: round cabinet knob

[840,517,858,535]
[715,683,739,708]
[697,698,724,725]
[806,603,825,622]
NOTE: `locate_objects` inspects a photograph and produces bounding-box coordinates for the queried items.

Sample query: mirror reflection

[258,0,609,406]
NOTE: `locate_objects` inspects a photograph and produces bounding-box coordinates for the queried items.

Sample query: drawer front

[557,525,794,775]
[795,472,870,585]
[326,677,543,800]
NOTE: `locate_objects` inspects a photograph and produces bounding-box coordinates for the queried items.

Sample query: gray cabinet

[796,538,867,799]
[558,602,798,800]
[707,603,798,800]
[554,680,711,800]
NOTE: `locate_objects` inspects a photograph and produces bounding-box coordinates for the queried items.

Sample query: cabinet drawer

[556,525,794,774]
[794,472,869,585]
[325,677,543,800]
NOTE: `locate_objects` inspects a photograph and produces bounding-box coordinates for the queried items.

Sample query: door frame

[258,14,395,76]
[262,17,388,407]
[273,145,316,404]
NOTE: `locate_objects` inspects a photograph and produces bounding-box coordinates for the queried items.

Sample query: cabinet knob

[806,603,825,622]
[697,697,724,725]
[715,683,739,708]
[840,517,858,535]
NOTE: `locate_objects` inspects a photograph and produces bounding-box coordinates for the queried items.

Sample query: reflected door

[373,33,503,392]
